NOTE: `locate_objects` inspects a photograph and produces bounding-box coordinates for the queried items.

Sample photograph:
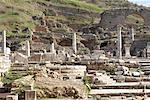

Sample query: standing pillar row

[117,25,122,59]
[116,26,134,59]
[72,33,77,54]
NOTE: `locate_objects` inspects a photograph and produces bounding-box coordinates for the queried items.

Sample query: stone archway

[125,13,144,26]
[99,8,150,29]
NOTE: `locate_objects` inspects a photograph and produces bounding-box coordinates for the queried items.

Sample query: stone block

[6,94,18,100]
[25,90,37,100]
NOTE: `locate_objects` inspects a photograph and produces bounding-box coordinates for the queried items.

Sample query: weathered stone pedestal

[25,90,37,100]
[6,94,18,100]
[124,44,131,58]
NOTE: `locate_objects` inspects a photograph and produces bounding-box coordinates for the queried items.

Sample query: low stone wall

[46,64,86,79]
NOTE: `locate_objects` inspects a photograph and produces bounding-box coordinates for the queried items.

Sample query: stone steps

[10,63,29,76]
[94,74,116,85]
[139,61,150,72]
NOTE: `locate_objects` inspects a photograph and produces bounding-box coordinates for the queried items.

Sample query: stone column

[130,27,134,41]
[131,27,135,41]
[2,30,6,55]
[51,42,55,53]
[143,48,147,58]
[6,94,18,100]
[25,90,37,100]
[124,43,131,58]
[72,33,77,54]
[146,42,150,58]
[26,41,30,57]
[30,30,33,41]
[117,25,122,59]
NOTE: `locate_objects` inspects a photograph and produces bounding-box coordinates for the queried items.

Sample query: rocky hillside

[0,0,133,36]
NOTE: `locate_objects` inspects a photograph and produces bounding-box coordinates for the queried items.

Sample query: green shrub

[2,70,23,84]
[83,76,92,94]
[78,48,90,55]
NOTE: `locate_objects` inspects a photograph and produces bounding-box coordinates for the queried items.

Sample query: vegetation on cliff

[0,0,133,36]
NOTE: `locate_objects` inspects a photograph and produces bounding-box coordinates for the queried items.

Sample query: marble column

[2,30,6,55]
[26,41,30,57]
[25,90,37,100]
[72,33,77,54]
[117,25,122,59]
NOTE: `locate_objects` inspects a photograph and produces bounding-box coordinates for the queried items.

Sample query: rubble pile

[11,72,86,99]
[37,86,82,99]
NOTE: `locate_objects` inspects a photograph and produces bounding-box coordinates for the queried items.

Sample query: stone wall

[11,52,28,64]
[29,53,57,62]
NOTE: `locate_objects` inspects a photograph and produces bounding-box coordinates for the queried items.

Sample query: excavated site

[0,0,150,100]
